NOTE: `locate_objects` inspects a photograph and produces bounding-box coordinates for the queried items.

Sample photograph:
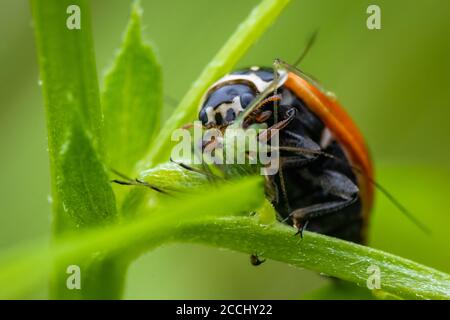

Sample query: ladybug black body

[198,65,373,244]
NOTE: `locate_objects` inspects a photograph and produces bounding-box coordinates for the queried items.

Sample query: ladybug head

[198,67,284,127]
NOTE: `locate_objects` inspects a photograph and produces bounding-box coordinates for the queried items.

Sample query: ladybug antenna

[361,174,431,236]
[293,29,319,67]
[277,146,431,235]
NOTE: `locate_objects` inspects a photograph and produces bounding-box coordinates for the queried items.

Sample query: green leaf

[137,0,292,170]
[102,2,162,175]
[57,122,117,230]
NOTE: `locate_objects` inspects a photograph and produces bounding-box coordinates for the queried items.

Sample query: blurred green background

[1,0,449,299]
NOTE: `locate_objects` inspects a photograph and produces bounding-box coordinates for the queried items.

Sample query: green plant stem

[2,215,450,300]
[175,218,450,300]
[137,0,291,170]
[31,0,123,299]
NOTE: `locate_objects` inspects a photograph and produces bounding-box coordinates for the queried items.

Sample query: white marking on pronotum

[220,74,270,92]
[216,71,287,93]
[205,96,244,125]
[199,70,289,111]
[205,107,216,125]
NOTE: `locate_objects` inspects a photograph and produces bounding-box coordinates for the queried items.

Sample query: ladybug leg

[259,107,298,213]
[244,95,281,125]
[257,107,296,142]
[254,110,273,123]
[283,130,321,152]
[288,170,359,237]
[250,253,266,266]
[279,131,322,168]
[295,220,310,238]
[291,199,357,238]
[281,156,317,168]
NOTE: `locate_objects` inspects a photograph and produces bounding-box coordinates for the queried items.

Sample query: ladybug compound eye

[240,93,255,108]
[224,108,237,123]
[198,108,209,126]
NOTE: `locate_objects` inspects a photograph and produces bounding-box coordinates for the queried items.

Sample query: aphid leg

[286,170,359,238]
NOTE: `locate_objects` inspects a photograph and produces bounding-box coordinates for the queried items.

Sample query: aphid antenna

[109,167,169,195]
[169,157,217,181]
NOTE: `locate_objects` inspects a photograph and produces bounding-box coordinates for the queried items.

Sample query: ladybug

[197,60,374,244]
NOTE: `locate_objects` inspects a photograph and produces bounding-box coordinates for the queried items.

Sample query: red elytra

[284,72,374,238]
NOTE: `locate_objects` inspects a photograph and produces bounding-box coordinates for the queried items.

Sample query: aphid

[198,60,373,244]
